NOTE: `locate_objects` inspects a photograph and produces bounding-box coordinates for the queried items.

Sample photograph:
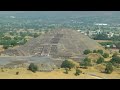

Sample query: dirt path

[84,73,105,79]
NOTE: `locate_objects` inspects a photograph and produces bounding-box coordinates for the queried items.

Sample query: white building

[95,23,108,26]
[96,29,102,34]
[107,32,114,38]
[77,30,81,32]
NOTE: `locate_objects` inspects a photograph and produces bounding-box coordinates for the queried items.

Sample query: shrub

[64,68,69,74]
[61,60,75,70]
[1,69,4,72]
[16,72,19,75]
[28,63,38,73]
[80,58,92,67]
[93,50,97,53]
[112,53,118,57]
[75,68,82,76]
[105,62,113,74]
[103,53,109,58]
[33,33,39,38]
[96,57,104,64]
[110,56,120,66]
[97,49,103,55]
[3,45,9,49]
[83,49,92,55]
[105,46,108,50]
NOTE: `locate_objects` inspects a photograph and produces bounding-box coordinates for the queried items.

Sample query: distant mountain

[0,11,120,18]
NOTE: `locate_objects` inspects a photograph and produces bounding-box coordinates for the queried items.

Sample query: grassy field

[0,53,119,79]
[0,67,120,79]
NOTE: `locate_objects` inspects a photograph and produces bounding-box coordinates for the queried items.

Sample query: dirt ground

[95,40,113,42]
[0,67,120,79]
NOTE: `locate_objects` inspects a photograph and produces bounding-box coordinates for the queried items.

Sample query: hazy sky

[0,11,119,17]
[0,11,118,14]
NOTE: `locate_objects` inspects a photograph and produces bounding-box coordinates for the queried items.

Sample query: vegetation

[99,42,113,49]
[103,53,109,58]
[96,57,104,64]
[64,68,69,74]
[114,42,120,49]
[3,45,9,49]
[110,56,120,67]
[112,53,118,57]
[105,62,113,74]
[1,68,4,72]
[111,35,120,41]
[28,63,38,73]
[97,49,103,55]
[93,50,97,53]
[75,68,82,76]
[94,33,110,40]
[16,72,19,75]
[80,58,92,67]
[61,60,75,70]
[33,33,40,38]
[83,49,92,55]
[99,42,113,46]
[0,36,27,49]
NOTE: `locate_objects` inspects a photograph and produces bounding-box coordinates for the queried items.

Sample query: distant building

[96,30,102,34]
[84,33,87,36]
[112,44,116,49]
[106,45,110,48]
[77,30,81,32]
[95,23,108,26]
[107,32,114,38]
[88,31,97,36]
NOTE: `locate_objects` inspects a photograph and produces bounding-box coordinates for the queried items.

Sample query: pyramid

[2,29,106,58]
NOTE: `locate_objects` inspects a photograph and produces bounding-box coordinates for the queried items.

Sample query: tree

[10,40,17,46]
[61,60,75,70]
[3,36,11,40]
[110,56,120,65]
[80,58,92,67]
[96,57,104,64]
[119,49,120,53]
[75,68,82,76]
[111,35,120,41]
[93,50,97,53]
[28,63,38,73]
[94,33,109,40]
[97,49,103,55]
[83,49,92,55]
[103,53,109,58]
[9,32,14,36]
[14,36,23,41]
[33,33,39,38]
[114,42,120,49]
[19,39,27,45]
[105,62,113,74]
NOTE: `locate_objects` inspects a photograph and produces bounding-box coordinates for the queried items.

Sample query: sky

[0,11,119,17]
